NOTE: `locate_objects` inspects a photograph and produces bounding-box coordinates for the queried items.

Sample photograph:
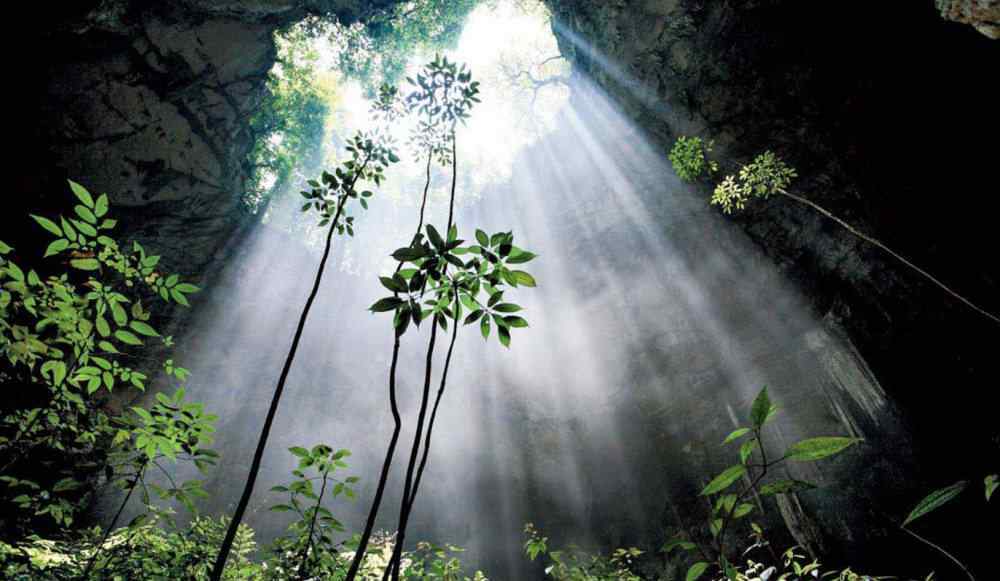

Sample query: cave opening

[2,1,998,580]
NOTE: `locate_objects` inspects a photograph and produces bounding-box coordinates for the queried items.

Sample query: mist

[96,5,913,579]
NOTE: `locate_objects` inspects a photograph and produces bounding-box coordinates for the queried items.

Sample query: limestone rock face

[542,0,999,571]
[11,0,399,279]
[938,0,1000,38]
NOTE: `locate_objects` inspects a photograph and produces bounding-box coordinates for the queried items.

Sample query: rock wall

[8,0,398,277]
[543,0,1000,571]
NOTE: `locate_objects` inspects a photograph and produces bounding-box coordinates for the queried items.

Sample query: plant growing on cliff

[0,181,202,537]
[669,138,1000,326]
[668,136,719,183]
[664,387,861,581]
[345,56,538,581]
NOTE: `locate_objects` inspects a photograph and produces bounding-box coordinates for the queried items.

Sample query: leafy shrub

[668,136,718,183]
[0,181,201,536]
[523,523,643,581]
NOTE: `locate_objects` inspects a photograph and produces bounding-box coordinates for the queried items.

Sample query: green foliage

[0,181,202,535]
[299,130,400,233]
[668,136,718,183]
[669,386,860,581]
[374,225,536,348]
[268,444,358,578]
[330,0,484,93]
[0,514,256,580]
[246,24,335,211]
[710,151,797,214]
[523,523,642,581]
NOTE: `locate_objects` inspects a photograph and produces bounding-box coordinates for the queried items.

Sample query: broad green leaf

[498,325,511,347]
[61,218,77,242]
[987,475,998,502]
[170,289,190,306]
[732,503,754,518]
[722,427,751,445]
[701,465,747,496]
[784,437,861,462]
[506,250,538,264]
[503,316,528,328]
[739,438,757,464]
[6,262,25,281]
[96,317,111,338]
[73,219,98,237]
[511,270,536,287]
[175,283,200,294]
[69,180,95,208]
[370,297,403,312]
[759,479,817,496]
[115,330,143,346]
[750,386,775,428]
[480,315,490,340]
[95,194,109,217]
[130,321,159,337]
[75,205,98,224]
[903,481,967,526]
[0,240,11,254]
[31,215,63,237]
[686,562,709,581]
[289,447,310,458]
[70,258,100,271]
[44,239,70,258]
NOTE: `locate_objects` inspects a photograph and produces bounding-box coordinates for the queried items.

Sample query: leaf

[480,315,491,340]
[903,481,967,526]
[750,387,775,429]
[69,180,95,208]
[95,194,109,218]
[511,271,536,287]
[370,297,403,312]
[289,447,310,458]
[784,437,861,462]
[44,239,70,257]
[31,215,64,237]
[0,240,11,254]
[987,475,998,502]
[475,229,489,247]
[686,562,709,581]
[498,325,511,347]
[114,330,143,346]
[503,316,528,328]
[426,224,445,250]
[70,259,100,271]
[75,205,98,224]
[130,321,159,337]
[175,283,200,294]
[759,479,816,496]
[701,465,747,496]
[722,428,751,445]
[506,250,538,264]
[739,438,757,464]
[170,289,190,306]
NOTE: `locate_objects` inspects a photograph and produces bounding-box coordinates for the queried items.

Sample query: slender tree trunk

[81,467,143,578]
[345,152,434,581]
[385,133,459,581]
[211,157,368,579]
[298,467,331,580]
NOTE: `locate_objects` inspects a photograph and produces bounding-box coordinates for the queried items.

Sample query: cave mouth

[3,1,998,579]
[112,1,890,578]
